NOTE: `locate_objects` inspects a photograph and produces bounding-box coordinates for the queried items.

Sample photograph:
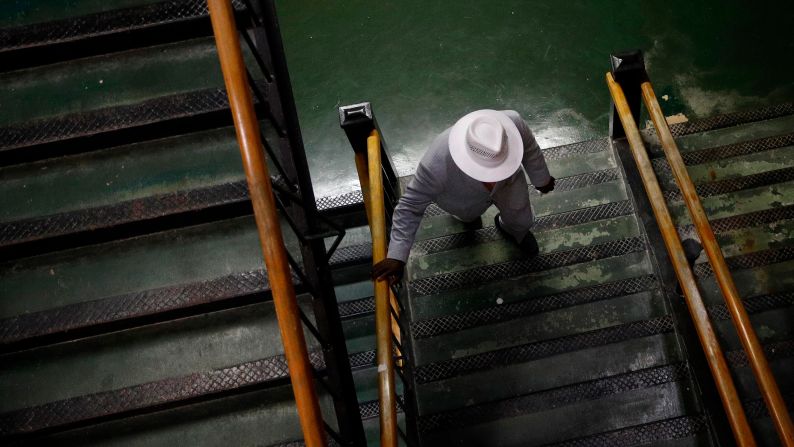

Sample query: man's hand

[536,176,555,194]
[372,258,405,285]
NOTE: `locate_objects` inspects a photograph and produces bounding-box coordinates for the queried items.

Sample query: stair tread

[0,301,318,414]
[34,384,317,447]
[410,250,653,320]
[410,214,640,281]
[645,112,794,154]
[0,37,223,129]
[416,180,628,241]
[420,381,696,446]
[414,290,665,366]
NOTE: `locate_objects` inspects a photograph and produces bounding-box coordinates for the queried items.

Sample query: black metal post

[338,102,400,223]
[609,50,646,139]
[245,1,367,445]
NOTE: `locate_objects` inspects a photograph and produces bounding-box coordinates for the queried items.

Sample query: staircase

[400,105,794,445]
[0,1,387,445]
[1,1,793,446]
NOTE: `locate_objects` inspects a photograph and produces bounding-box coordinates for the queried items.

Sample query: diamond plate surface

[414,315,674,384]
[693,245,794,277]
[338,296,375,319]
[0,269,281,346]
[422,170,623,220]
[410,236,647,297]
[679,204,794,236]
[725,339,794,368]
[411,275,658,338]
[418,363,688,433]
[685,132,794,165]
[0,0,244,51]
[0,181,249,246]
[328,243,372,266]
[743,392,794,420]
[0,351,325,436]
[0,184,369,249]
[542,415,707,447]
[0,87,232,151]
[663,166,794,201]
[414,201,634,256]
[316,190,364,212]
[665,102,794,137]
[536,169,620,194]
[651,132,794,169]
[358,396,405,421]
[348,350,376,369]
[540,138,610,161]
[707,291,794,321]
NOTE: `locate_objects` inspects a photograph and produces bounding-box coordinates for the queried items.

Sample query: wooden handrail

[641,80,794,446]
[207,1,327,446]
[606,72,757,446]
[365,130,399,447]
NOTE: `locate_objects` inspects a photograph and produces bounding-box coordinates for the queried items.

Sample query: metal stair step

[417,180,628,241]
[414,290,665,366]
[24,384,323,447]
[419,380,699,446]
[416,332,682,416]
[668,181,794,225]
[644,108,794,152]
[0,299,322,436]
[654,144,794,191]
[411,250,653,321]
[0,216,373,350]
[410,214,640,281]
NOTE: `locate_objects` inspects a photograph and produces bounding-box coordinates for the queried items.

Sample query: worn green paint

[0,126,242,221]
[0,38,228,126]
[646,114,794,154]
[411,214,640,281]
[0,299,317,412]
[0,217,262,318]
[411,251,652,321]
[687,146,794,184]
[416,332,682,415]
[668,181,794,225]
[414,291,664,366]
[713,218,794,258]
[697,260,794,306]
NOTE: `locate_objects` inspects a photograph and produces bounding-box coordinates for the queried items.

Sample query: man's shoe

[494,213,539,257]
[462,215,483,231]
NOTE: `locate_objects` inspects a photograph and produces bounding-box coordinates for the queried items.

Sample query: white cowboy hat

[448,109,523,182]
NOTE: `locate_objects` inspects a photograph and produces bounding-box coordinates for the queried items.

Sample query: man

[373,109,555,284]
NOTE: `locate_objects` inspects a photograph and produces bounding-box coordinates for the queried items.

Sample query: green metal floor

[1,1,794,446]
[1,0,793,198]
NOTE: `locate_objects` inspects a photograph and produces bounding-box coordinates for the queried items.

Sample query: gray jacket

[387,110,551,262]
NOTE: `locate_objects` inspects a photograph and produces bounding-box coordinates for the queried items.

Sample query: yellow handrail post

[607,72,757,447]
[207,1,327,446]
[367,130,399,447]
[641,81,794,446]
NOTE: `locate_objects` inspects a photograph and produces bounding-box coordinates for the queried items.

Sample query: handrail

[606,72,757,446]
[364,130,399,447]
[207,1,327,446]
[640,80,794,446]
